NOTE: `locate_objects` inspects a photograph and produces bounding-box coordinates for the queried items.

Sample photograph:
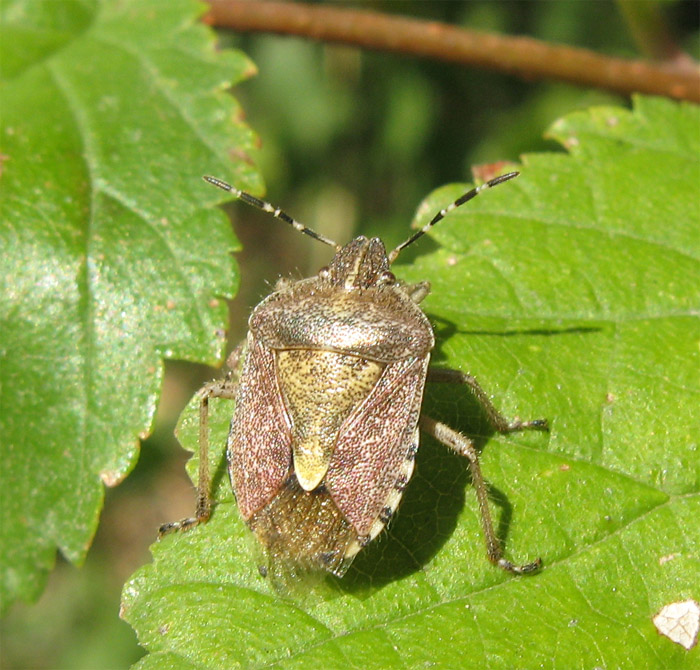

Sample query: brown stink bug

[160,172,548,579]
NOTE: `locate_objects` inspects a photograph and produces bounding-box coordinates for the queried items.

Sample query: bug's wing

[228,335,292,520]
[325,355,429,537]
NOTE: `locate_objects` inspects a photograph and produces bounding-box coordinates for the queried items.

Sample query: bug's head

[322,236,395,290]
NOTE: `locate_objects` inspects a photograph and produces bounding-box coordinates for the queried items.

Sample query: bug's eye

[378,271,395,285]
[318,266,331,280]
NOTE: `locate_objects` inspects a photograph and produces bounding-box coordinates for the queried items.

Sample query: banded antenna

[203,176,340,250]
[387,171,519,263]
[204,171,519,264]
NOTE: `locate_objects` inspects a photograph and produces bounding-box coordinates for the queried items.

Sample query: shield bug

[160,172,548,579]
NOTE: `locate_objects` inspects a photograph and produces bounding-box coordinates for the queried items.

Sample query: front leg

[427,367,548,433]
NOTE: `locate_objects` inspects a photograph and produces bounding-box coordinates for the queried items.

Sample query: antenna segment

[388,171,519,263]
[203,176,340,250]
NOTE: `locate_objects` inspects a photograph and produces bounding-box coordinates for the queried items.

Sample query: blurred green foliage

[1,0,698,668]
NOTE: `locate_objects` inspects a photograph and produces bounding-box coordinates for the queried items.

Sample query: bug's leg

[420,415,541,574]
[427,367,548,433]
[406,281,431,304]
[158,345,243,537]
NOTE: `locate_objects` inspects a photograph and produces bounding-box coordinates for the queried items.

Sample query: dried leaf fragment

[653,599,700,650]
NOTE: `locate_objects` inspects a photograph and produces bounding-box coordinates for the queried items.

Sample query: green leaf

[122,97,699,668]
[0,0,262,612]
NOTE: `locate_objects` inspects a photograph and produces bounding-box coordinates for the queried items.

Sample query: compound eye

[378,271,396,285]
[318,266,331,280]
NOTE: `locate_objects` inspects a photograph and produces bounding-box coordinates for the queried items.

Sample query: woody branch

[205,0,700,104]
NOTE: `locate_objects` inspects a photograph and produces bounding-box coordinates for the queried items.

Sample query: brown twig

[205,0,700,103]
